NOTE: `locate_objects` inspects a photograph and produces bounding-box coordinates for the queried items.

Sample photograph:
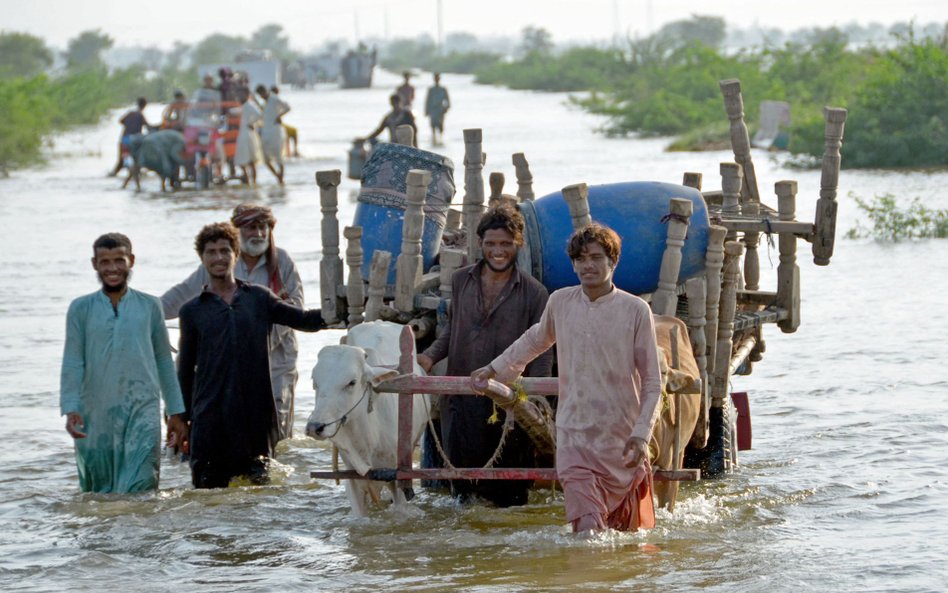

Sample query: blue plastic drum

[354,143,455,282]
[518,182,710,295]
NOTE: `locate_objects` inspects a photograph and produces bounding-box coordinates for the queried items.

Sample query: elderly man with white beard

[162,204,304,440]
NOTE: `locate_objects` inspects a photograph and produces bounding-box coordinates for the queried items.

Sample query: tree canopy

[0,32,53,78]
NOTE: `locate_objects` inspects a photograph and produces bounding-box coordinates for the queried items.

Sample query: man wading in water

[472,223,662,533]
[418,203,552,507]
[176,223,326,488]
[60,233,188,493]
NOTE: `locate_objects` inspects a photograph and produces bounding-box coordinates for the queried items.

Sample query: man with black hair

[60,233,188,493]
[418,203,552,507]
[176,222,326,489]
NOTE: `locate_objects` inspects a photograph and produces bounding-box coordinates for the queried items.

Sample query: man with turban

[162,203,304,440]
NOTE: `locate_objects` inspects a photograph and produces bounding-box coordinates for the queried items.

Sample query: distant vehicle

[340,46,377,89]
[181,88,239,189]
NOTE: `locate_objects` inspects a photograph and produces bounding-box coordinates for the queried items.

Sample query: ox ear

[363,361,399,387]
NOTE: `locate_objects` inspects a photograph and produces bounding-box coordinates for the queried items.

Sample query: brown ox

[649,315,702,511]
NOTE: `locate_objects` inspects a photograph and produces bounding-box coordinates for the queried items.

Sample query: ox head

[305,344,398,440]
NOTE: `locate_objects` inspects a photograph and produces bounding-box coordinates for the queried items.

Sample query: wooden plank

[376,375,560,396]
[310,468,700,482]
[719,219,814,236]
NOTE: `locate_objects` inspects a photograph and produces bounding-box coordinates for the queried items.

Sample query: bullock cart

[309,79,846,506]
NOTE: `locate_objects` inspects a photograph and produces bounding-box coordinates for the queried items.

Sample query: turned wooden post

[742,200,761,291]
[720,79,761,204]
[445,208,461,233]
[439,248,466,303]
[488,172,505,206]
[511,152,535,201]
[720,162,743,242]
[686,277,710,448]
[364,250,392,322]
[813,107,847,266]
[463,129,486,261]
[776,180,801,333]
[704,225,727,376]
[343,226,365,327]
[712,241,744,406]
[562,183,592,231]
[436,248,466,333]
[395,169,430,313]
[683,172,703,190]
[316,170,344,324]
[652,198,693,316]
[395,124,414,146]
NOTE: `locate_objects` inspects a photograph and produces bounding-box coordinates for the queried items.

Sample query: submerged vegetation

[471,21,948,170]
[846,194,948,240]
[0,30,195,176]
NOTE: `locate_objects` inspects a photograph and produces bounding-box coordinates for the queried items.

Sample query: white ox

[305,321,430,517]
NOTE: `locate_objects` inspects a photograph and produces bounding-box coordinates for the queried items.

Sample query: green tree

[519,26,554,57]
[64,29,113,70]
[191,33,246,66]
[654,15,727,50]
[250,24,293,61]
[0,32,53,78]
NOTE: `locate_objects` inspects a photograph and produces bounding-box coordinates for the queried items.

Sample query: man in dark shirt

[110,97,153,176]
[418,203,552,506]
[366,93,417,146]
[177,222,326,488]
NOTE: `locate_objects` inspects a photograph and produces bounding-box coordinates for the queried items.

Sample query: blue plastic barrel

[518,182,710,295]
[354,142,456,282]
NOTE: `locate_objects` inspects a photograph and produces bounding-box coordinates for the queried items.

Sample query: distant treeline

[468,21,948,169]
[0,30,195,175]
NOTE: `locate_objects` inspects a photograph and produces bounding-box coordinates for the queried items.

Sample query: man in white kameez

[472,223,662,533]
[234,89,262,186]
[162,204,304,441]
[255,84,290,185]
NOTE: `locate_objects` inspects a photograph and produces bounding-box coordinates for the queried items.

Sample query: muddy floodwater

[1,71,946,592]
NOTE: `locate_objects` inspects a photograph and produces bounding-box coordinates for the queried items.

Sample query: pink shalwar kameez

[492,285,662,529]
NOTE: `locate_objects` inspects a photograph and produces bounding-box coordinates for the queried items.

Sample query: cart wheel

[683,399,737,478]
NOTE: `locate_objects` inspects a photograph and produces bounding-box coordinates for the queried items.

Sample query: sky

[2,0,944,50]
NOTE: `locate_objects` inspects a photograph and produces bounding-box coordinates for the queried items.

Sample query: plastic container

[353,142,455,282]
[518,181,710,295]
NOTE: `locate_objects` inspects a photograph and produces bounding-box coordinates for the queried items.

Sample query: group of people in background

[366,71,451,147]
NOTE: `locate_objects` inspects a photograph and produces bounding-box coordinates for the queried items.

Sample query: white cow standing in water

[306,321,430,517]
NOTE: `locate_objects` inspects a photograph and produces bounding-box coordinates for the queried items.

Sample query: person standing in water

[61,233,188,493]
[424,73,451,145]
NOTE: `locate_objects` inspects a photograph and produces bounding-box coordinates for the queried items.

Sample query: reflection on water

[1,71,948,591]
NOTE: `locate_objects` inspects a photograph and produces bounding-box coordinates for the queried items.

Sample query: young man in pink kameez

[472,223,662,533]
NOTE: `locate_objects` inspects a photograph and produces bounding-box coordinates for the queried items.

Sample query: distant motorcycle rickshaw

[182,89,240,189]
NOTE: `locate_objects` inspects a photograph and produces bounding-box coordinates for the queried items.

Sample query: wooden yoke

[463,129,486,261]
[511,152,535,201]
[720,79,761,204]
[343,226,365,327]
[704,226,727,376]
[395,169,430,313]
[364,250,391,322]
[562,183,592,230]
[394,124,415,146]
[813,107,847,266]
[776,180,801,333]
[685,277,710,448]
[652,198,693,316]
[316,169,344,324]
[712,242,744,407]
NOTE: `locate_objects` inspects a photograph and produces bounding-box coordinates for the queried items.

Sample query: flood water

[1,70,946,592]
